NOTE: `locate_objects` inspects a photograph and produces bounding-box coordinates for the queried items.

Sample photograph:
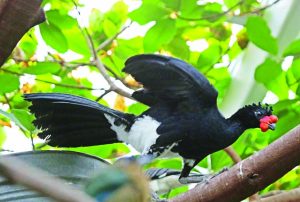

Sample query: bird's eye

[255,111,262,116]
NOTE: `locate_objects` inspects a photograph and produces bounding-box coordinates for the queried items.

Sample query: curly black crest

[245,102,273,115]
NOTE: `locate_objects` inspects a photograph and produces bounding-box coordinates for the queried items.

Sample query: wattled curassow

[24,54,278,184]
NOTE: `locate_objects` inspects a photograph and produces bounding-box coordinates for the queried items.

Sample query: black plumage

[24,54,277,184]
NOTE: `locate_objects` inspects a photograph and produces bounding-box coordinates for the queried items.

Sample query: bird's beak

[268,123,276,130]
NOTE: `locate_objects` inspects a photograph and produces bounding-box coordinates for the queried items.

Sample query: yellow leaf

[114,95,126,112]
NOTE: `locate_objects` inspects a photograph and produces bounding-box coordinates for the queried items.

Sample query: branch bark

[0,0,45,66]
[171,125,300,202]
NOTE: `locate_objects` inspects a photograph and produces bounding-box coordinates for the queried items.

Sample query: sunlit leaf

[23,62,61,75]
[127,103,149,115]
[39,22,68,53]
[129,1,169,25]
[103,18,118,37]
[255,58,288,99]
[0,127,6,148]
[283,38,300,57]
[12,109,35,132]
[0,109,26,131]
[0,74,19,93]
[144,19,177,52]
[197,44,221,71]
[246,16,278,55]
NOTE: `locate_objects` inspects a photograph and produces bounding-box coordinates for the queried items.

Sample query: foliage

[0,0,299,199]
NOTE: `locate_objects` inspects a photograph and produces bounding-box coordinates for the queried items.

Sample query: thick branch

[0,156,95,202]
[0,0,45,66]
[171,125,300,202]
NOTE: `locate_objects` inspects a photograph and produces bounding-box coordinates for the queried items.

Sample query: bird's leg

[179,159,209,184]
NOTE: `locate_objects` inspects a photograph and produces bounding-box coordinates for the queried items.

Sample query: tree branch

[84,28,133,99]
[96,22,132,52]
[171,125,300,202]
[0,0,45,66]
[177,0,244,21]
[0,156,95,202]
[223,146,241,164]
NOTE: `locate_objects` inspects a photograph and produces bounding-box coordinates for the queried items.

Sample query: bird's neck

[225,111,249,141]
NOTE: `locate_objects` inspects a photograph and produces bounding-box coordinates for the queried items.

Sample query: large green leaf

[23,62,61,75]
[12,109,35,132]
[65,143,130,159]
[129,1,169,25]
[246,16,278,55]
[0,74,20,93]
[0,109,26,131]
[19,30,38,59]
[283,38,300,57]
[143,19,177,52]
[255,58,288,99]
[39,22,68,53]
[290,58,300,81]
[46,10,90,56]
[103,18,118,37]
[197,44,221,71]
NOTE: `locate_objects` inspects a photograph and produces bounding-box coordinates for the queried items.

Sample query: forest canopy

[0,0,300,200]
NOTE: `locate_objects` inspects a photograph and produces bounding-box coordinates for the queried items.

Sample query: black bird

[24,54,278,184]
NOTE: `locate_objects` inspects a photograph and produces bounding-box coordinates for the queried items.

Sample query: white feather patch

[104,115,161,154]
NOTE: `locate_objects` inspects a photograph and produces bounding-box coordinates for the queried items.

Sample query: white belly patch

[104,115,161,154]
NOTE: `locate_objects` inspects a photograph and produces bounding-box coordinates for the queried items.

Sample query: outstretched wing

[123,54,218,107]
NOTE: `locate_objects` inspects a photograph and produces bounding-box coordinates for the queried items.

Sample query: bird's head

[237,103,278,132]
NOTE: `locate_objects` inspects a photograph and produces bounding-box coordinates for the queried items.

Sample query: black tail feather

[24,93,134,147]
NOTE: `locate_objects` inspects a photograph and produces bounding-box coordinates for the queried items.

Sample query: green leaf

[127,103,149,115]
[144,19,177,52]
[255,58,288,99]
[103,18,118,37]
[290,58,300,80]
[166,37,190,60]
[197,44,221,71]
[65,143,130,159]
[0,74,20,93]
[297,85,300,96]
[46,10,90,56]
[0,109,27,131]
[39,22,68,53]
[283,38,300,57]
[246,16,278,55]
[12,109,35,132]
[0,127,6,148]
[24,62,61,75]
[129,1,169,25]
[19,30,38,59]
[224,0,240,8]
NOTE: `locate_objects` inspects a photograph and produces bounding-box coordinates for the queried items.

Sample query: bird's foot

[179,174,211,184]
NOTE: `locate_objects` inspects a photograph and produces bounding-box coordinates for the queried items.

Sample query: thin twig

[3,94,12,109]
[95,89,112,101]
[84,28,133,100]
[0,156,95,202]
[177,0,244,21]
[96,22,132,52]
[223,146,241,163]
[247,0,281,15]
